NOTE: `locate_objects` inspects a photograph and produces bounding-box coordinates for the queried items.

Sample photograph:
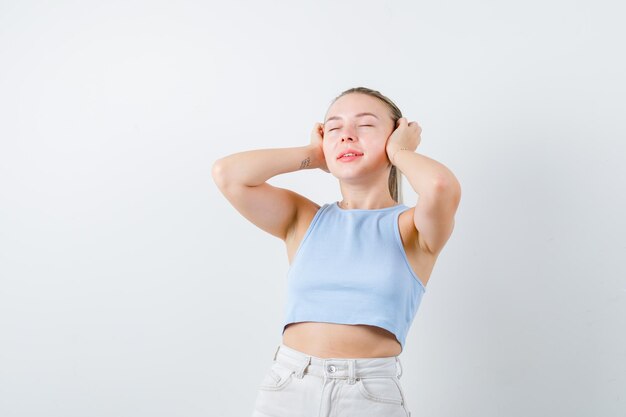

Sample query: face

[322,93,395,178]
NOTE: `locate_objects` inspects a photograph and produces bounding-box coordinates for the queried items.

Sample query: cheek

[322,142,332,156]
[365,136,386,149]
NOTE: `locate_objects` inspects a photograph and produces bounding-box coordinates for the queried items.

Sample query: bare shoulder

[397,206,440,288]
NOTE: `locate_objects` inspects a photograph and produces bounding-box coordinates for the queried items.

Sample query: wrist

[304,145,325,170]
[390,147,411,165]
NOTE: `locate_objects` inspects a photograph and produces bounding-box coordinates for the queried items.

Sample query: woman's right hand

[309,122,330,173]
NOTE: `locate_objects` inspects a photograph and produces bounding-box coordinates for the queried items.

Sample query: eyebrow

[324,112,380,124]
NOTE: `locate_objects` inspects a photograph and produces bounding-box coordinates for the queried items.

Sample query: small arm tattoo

[300,157,311,169]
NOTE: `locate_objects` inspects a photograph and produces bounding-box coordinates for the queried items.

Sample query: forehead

[324,93,389,123]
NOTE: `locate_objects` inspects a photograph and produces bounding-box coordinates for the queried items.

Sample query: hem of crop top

[283,314,407,352]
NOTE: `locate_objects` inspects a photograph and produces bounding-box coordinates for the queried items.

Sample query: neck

[337,166,397,210]
[338,198,397,210]
[337,183,397,210]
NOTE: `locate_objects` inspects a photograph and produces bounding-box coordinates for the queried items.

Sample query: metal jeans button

[327,365,336,373]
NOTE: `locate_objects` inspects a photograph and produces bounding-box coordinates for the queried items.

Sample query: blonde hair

[327,87,404,204]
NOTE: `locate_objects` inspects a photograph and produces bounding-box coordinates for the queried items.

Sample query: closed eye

[328,125,373,131]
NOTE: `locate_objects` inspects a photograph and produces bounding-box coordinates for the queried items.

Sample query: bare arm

[211,123,328,241]
[393,149,461,255]
[212,145,323,188]
[386,118,461,255]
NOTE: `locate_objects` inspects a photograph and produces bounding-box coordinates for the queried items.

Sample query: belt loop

[395,356,403,379]
[294,356,311,379]
[273,344,281,361]
[347,360,356,384]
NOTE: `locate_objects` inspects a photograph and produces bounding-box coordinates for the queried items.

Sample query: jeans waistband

[271,343,403,384]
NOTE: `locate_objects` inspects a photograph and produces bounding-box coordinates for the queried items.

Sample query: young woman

[212,87,461,417]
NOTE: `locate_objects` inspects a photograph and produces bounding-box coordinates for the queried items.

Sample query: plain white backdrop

[1,1,625,416]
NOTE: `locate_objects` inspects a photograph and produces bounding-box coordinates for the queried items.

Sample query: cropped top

[282,201,427,352]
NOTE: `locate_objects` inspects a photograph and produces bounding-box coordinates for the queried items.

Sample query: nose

[338,124,358,142]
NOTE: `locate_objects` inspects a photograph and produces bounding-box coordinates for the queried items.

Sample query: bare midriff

[282,321,402,358]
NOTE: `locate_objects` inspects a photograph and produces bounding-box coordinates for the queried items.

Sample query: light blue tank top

[282,201,427,352]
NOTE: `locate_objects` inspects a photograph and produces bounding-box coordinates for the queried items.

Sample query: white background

[1,1,625,416]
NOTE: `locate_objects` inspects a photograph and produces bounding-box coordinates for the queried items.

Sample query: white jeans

[251,343,412,417]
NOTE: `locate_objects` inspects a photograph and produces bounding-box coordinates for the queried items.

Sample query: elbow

[432,175,461,204]
[211,158,230,189]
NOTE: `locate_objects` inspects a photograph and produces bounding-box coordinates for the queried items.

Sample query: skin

[212,92,460,359]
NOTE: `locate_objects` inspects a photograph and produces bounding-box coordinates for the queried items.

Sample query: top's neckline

[334,201,404,212]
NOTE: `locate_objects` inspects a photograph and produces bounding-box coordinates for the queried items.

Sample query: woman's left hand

[385,117,422,163]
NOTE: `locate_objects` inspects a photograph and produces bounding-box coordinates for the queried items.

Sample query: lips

[336,149,364,159]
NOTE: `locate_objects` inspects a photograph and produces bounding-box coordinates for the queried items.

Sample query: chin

[332,171,367,182]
